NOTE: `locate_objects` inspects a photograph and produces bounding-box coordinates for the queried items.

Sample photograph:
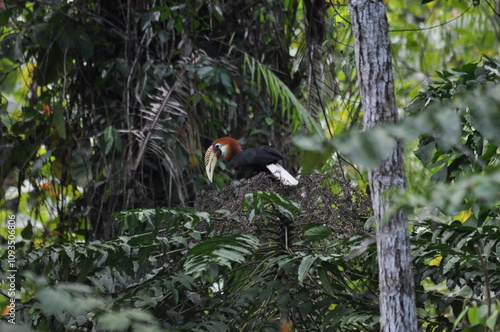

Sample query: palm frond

[243,54,322,134]
[129,59,199,205]
[132,68,188,172]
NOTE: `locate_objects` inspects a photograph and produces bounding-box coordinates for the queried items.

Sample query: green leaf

[466,85,500,144]
[21,221,33,240]
[98,312,131,331]
[103,126,115,155]
[410,105,462,148]
[88,267,114,293]
[293,134,334,171]
[462,325,487,332]
[53,105,67,139]
[208,5,224,23]
[455,285,473,297]
[243,54,321,133]
[97,309,155,332]
[299,301,313,315]
[486,309,498,331]
[212,248,245,264]
[293,134,330,153]
[184,234,260,279]
[318,267,335,296]
[196,66,214,78]
[77,32,94,59]
[430,165,447,182]
[298,254,317,285]
[1,33,23,62]
[276,292,291,307]
[303,224,333,241]
[442,255,460,274]
[36,283,104,320]
[414,141,436,166]
[335,127,396,169]
[70,148,92,187]
[203,321,229,332]
[467,305,480,325]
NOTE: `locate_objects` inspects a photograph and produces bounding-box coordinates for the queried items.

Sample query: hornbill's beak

[204,145,220,183]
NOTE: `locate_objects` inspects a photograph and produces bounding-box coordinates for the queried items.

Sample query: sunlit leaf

[467,305,480,325]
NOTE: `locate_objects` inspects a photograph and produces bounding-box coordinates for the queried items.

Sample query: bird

[204,137,298,186]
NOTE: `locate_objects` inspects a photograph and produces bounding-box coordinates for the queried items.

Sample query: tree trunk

[348,1,418,331]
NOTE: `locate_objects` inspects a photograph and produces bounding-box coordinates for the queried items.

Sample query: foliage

[404,56,500,332]
[0,0,497,242]
[2,0,500,331]
[1,187,379,331]
[0,0,330,241]
[316,57,500,331]
[4,106,500,330]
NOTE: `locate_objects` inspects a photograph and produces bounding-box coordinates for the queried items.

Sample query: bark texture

[348,1,418,331]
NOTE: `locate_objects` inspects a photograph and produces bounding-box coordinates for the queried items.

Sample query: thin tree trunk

[348,1,418,331]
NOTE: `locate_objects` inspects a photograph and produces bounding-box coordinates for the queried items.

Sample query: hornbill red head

[204,137,298,186]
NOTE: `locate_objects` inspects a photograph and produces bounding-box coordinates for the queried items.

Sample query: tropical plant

[403,56,500,332]
[0,0,333,242]
[2,0,500,331]
[1,174,378,331]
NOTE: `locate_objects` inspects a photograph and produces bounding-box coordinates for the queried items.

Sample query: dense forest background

[1,0,499,331]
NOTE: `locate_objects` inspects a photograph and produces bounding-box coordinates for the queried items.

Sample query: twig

[473,244,492,322]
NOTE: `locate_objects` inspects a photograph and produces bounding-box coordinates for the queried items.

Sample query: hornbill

[204,137,298,186]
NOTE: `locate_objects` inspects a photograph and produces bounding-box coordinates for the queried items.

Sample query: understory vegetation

[1,1,499,331]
